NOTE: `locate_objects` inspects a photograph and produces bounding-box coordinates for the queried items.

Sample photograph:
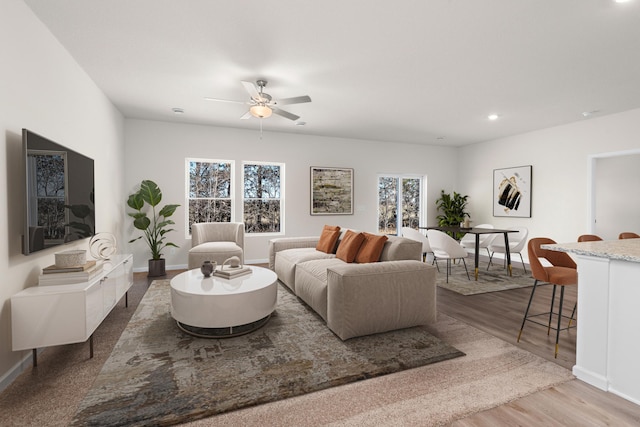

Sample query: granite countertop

[542,239,640,263]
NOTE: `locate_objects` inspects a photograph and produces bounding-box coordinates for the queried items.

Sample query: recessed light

[172,107,184,114]
[614,0,631,3]
[295,121,306,126]
[488,114,500,121]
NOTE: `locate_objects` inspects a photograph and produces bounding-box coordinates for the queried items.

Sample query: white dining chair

[401,227,433,262]
[426,229,470,282]
[460,223,496,259]
[487,226,529,272]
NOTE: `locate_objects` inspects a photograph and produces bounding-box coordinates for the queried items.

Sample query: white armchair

[188,222,245,269]
[426,229,470,283]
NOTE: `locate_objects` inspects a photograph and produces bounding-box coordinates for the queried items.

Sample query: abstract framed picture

[493,165,532,217]
[310,167,354,215]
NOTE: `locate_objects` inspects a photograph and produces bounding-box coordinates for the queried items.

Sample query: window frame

[242,160,285,236]
[377,173,426,235]
[185,157,235,238]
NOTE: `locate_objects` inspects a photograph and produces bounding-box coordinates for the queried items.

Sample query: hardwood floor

[437,268,640,425]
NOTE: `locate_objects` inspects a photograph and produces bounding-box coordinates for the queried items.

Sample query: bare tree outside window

[244,163,282,233]
[187,160,232,233]
[378,176,398,234]
[402,178,421,229]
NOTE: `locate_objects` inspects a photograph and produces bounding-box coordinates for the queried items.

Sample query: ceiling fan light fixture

[250,104,272,118]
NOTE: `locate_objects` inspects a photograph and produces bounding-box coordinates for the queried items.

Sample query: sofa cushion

[316,225,341,253]
[355,232,388,263]
[295,258,347,321]
[335,230,365,263]
[275,248,336,292]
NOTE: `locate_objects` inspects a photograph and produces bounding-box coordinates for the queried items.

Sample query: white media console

[11,254,133,366]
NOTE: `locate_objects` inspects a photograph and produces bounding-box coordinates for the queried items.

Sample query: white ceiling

[23,0,640,146]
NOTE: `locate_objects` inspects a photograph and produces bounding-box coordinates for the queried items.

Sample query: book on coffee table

[213,266,252,279]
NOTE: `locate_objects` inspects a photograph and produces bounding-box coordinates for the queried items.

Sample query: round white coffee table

[170,266,277,338]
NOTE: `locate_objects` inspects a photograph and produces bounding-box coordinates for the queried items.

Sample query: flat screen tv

[22,129,95,255]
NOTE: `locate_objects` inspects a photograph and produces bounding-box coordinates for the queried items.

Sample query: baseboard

[0,349,39,394]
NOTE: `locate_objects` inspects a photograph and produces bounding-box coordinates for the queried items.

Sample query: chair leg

[568,302,577,327]
[433,258,440,272]
[548,285,557,336]
[555,286,565,358]
[518,279,539,342]
[446,259,450,283]
[519,253,527,273]
[487,251,494,270]
[461,258,470,280]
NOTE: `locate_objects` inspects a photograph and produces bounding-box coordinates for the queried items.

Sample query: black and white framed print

[493,165,532,217]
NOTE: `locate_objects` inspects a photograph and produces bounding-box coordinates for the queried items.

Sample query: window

[243,162,283,234]
[378,175,424,235]
[186,158,233,234]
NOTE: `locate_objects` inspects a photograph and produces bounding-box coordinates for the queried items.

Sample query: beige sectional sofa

[268,233,437,340]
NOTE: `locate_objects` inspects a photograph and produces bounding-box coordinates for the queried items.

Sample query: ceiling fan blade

[276,95,311,105]
[240,111,252,120]
[272,108,300,121]
[204,97,246,104]
[241,81,260,100]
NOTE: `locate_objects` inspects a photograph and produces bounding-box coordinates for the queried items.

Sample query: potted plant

[127,180,180,277]
[435,190,470,239]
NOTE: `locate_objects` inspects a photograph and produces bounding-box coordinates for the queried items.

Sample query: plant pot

[148,258,166,277]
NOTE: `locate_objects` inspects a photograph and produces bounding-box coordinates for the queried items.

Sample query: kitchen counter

[543,238,640,406]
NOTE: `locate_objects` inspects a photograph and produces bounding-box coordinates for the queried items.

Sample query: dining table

[420,226,518,280]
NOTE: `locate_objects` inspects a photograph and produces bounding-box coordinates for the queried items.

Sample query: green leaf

[140,180,162,207]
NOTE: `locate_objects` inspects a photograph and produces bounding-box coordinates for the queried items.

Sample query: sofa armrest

[326,260,437,340]
[268,236,319,270]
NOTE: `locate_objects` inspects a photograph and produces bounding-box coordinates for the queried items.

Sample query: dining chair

[426,229,470,283]
[518,237,577,358]
[618,232,640,239]
[487,226,529,273]
[460,223,496,259]
[401,227,433,262]
[578,234,603,242]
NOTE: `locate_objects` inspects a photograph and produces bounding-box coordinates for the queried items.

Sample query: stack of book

[213,265,252,279]
[38,260,103,286]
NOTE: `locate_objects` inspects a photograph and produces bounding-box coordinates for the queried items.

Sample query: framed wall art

[493,165,532,217]
[310,167,354,215]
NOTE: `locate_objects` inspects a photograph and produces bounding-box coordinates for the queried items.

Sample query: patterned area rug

[72,280,464,426]
[436,259,533,295]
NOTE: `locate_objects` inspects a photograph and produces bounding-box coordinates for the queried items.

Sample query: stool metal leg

[518,279,539,342]
[547,285,557,335]
[555,286,565,358]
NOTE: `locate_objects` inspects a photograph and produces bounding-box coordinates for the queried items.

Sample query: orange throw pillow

[355,232,388,263]
[336,230,365,263]
[316,225,341,253]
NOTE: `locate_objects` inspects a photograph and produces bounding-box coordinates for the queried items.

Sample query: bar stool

[618,232,640,239]
[578,234,602,242]
[518,237,577,358]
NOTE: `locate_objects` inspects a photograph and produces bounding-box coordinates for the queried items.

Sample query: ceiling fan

[205,80,311,121]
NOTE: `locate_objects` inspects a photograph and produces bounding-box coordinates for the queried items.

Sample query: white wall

[123,119,459,269]
[0,0,125,388]
[594,153,640,240]
[458,108,640,256]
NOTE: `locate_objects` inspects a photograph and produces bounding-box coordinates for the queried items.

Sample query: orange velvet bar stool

[577,234,602,242]
[619,232,640,239]
[518,237,577,358]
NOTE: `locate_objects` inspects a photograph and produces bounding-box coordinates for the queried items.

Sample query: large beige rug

[436,260,533,295]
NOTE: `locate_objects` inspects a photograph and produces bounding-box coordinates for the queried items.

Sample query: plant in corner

[435,190,470,239]
[127,180,180,277]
